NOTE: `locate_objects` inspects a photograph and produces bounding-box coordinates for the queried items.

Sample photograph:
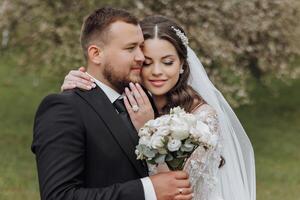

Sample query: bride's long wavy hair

[140,16,205,115]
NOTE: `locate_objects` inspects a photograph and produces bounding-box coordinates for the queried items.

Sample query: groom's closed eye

[125,46,136,51]
[124,42,140,51]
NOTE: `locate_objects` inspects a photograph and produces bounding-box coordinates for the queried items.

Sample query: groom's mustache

[131,63,143,71]
[131,66,142,71]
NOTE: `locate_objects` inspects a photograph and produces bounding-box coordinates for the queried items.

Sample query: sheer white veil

[187,46,256,200]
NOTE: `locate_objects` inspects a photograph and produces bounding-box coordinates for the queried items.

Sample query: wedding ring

[132,105,139,112]
[178,188,183,194]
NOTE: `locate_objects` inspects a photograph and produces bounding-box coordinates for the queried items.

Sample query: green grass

[0,55,60,200]
[236,79,300,200]
[0,54,299,199]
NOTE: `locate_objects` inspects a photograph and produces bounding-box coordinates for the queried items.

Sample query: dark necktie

[113,98,149,174]
[113,98,138,143]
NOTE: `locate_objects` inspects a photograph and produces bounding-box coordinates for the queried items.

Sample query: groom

[32,7,192,200]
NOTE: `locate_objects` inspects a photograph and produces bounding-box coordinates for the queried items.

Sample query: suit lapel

[75,87,147,177]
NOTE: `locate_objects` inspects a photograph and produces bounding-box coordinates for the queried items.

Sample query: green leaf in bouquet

[143,147,157,158]
[136,145,144,156]
[147,158,157,165]
[165,153,174,162]
[157,148,168,154]
[166,158,186,171]
[180,139,195,152]
[155,154,166,164]
[176,150,184,156]
[176,153,188,159]
[138,144,157,158]
[180,145,193,152]
[163,136,170,144]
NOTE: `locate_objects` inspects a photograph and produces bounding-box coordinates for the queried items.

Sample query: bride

[61,15,256,200]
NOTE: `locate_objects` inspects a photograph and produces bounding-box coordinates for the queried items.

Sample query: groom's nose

[134,46,145,63]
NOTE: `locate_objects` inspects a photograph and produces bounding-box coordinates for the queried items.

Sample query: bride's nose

[151,63,163,76]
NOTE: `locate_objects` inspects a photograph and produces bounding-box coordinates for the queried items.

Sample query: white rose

[138,127,151,137]
[144,119,155,127]
[190,127,200,139]
[171,126,189,140]
[138,136,151,147]
[207,134,218,147]
[170,116,189,140]
[155,125,170,136]
[159,115,172,124]
[150,135,165,149]
[183,114,197,127]
[190,120,210,139]
[148,118,168,132]
[170,106,185,115]
[181,140,195,152]
[167,139,182,152]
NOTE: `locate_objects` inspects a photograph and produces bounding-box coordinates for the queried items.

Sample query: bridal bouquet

[135,106,218,170]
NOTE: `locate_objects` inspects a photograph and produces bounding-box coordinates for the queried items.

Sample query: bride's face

[141,38,181,96]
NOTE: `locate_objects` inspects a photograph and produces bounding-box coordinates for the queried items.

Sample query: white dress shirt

[86,73,157,200]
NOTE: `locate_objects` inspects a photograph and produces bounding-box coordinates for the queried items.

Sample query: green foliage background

[1,0,299,106]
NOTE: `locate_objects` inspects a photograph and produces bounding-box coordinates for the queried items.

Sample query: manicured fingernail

[129,82,134,87]
[87,85,92,89]
[92,83,96,88]
[135,83,140,87]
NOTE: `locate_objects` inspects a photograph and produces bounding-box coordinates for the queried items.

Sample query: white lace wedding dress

[149,103,223,200]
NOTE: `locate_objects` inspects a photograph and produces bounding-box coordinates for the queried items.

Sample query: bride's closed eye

[162,58,174,66]
[143,59,152,67]
[163,61,174,66]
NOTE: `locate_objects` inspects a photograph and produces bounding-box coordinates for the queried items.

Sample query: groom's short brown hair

[80,7,139,59]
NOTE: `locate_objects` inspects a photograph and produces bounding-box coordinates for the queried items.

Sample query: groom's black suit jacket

[32,86,151,200]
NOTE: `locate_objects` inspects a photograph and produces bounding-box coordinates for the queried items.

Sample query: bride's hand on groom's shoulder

[124,82,154,131]
[61,67,96,92]
[150,171,193,200]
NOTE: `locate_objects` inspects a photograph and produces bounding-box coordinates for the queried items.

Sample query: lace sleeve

[184,104,223,200]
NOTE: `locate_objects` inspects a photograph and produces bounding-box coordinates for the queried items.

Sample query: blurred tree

[0,0,135,74]
[0,0,299,106]
[133,0,300,105]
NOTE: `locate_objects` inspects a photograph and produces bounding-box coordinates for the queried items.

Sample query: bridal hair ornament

[171,26,189,47]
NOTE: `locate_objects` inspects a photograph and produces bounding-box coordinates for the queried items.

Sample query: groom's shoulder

[37,89,82,111]
[42,89,78,103]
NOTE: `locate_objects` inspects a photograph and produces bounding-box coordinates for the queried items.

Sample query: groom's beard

[103,63,141,93]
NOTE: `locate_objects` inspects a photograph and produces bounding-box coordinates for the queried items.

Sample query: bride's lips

[148,79,167,87]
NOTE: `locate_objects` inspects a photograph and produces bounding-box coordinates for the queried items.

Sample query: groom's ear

[87,45,103,65]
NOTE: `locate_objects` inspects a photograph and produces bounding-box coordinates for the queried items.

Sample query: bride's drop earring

[180,65,184,74]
